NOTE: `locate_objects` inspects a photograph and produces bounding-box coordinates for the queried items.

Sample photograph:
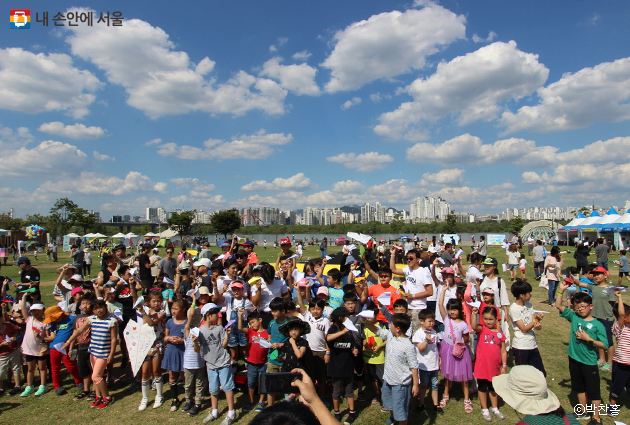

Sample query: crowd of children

[0,238,627,425]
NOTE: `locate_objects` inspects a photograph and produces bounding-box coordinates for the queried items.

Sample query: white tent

[144,232,159,237]
[608,208,630,226]
[126,233,139,238]
[92,233,108,238]
[66,233,80,238]
[578,211,602,227]
[564,212,587,227]
[160,228,178,239]
[111,232,126,238]
[83,233,95,238]
[594,207,620,226]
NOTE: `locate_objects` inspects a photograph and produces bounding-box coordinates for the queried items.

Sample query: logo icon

[10,9,30,29]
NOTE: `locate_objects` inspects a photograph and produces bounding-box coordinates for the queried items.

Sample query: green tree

[210,209,242,238]
[70,208,97,234]
[390,213,405,233]
[167,210,196,238]
[508,216,525,235]
[49,197,78,237]
[444,211,458,234]
[0,213,25,232]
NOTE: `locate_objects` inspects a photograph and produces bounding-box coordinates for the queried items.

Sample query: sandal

[439,394,450,408]
[86,391,96,401]
[73,390,89,401]
[464,399,473,414]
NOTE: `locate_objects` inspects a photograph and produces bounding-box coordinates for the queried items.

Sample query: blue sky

[2,0,630,219]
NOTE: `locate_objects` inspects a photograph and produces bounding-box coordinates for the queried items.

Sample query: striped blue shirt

[88,315,117,359]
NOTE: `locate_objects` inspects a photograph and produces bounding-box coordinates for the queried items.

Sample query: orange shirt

[368,284,402,322]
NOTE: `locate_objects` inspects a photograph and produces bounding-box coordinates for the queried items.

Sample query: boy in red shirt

[238,310,269,413]
[360,267,402,325]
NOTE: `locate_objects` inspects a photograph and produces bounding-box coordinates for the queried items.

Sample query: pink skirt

[440,340,473,382]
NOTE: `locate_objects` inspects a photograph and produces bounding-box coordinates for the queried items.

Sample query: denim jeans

[547,279,558,304]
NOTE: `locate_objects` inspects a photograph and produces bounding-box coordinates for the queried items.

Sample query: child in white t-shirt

[519,258,527,279]
[412,309,442,415]
[509,279,546,375]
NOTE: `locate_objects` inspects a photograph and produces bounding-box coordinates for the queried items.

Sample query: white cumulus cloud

[241,173,314,191]
[375,41,549,140]
[500,56,630,133]
[155,130,293,161]
[0,48,101,118]
[341,97,362,110]
[66,16,288,118]
[259,57,320,96]
[39,122,107,139]
[292,50,312,61]
[0,140,89,177]
[321,4,466,92]
[326,151,394,172]
[419,168,465,186]
[37,171,168,196]
[93,151,114,161]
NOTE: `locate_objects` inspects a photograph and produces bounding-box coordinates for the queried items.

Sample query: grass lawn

[0,244,628,423]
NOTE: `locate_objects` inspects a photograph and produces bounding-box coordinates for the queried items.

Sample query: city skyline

[2,1,630,217]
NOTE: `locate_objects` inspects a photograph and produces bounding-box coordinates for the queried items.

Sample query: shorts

[568,357,601,400]
[610,361,630,399]
[365,363,384,387]
[0,349,21,379]
[331,376,354,400]
[620,272,629,277]
[477,378,495,393]
[419,369,438,391]
[207,365,235,395]
[512,347,546,376]
[508,264,518,270]
[266,363,283,374]
[519,267,526,272]
[24,354,48,362]
[77,348,92,378]
[246,362,266,389]
[597,318,614,348]
[382,381,412,422]
[228,328,248,347]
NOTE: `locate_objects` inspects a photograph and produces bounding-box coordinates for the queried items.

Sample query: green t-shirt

[559,308,608,365]
[589,285,616,322]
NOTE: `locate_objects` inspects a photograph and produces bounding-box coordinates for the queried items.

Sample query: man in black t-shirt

[138,244,158,289]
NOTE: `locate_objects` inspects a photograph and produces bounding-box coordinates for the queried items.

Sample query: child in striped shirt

[610,292,630,415]
[64,299,118,409]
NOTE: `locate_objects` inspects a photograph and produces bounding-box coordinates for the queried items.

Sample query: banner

[63,235,71,252]
[487,234,506,245]
[441,234,460,244]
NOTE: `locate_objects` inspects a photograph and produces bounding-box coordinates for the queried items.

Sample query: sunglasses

[406,257,416,261]
[236,255,246,259]
[378,274,390,278]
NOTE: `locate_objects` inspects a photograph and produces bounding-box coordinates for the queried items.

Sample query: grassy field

[0,244,628,424]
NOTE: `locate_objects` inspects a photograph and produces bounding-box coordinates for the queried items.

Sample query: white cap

[193,258,212,268]
[29,303,45,311]
[200,303,220,316]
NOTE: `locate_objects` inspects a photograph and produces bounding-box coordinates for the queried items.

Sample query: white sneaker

[482,410,492,422]
[220,415,235,425]
[203,412,218,423]
[153,396,164,409]
[138,398,148,411]
[492,409,505,420]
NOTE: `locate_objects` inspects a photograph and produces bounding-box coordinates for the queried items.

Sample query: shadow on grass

[0,401,21,414]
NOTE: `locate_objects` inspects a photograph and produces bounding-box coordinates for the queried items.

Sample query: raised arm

[555,279,569,313]
[438,284,448,321]
[362,254,379,280]
[389,248,405,275]
[616,292,625,327]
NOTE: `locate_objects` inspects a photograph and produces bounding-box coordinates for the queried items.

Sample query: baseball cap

[441,267,455,275]
[221,242,231,248]
[236,250,248,257]
[71,287,84,297]
[298,278,308,287]
[200,303,220,316]
[68,274,84,283]
[55,263,77,274]
[114,244,126,251]
[29,303,45,311]
[198,286,211,295]
[16,257,30,265]
[592,266,607,274]
[241,241,254,247]
[280,238,291,246]
[231,282,244,289]
[43,306,66,324]
[481,257,498,266]
[482,288,495,295]
[193,258,212,268]
[316,286,329,296]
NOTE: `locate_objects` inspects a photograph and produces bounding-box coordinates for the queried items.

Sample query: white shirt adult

[402,266,432,310]
[251,277,289,312]
[479,274,510,317]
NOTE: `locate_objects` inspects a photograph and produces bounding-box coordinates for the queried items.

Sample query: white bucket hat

[492,366,560,415]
